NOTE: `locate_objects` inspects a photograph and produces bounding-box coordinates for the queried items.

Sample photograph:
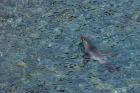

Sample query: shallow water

[0,0,140,93]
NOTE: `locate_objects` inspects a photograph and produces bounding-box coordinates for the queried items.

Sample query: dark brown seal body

[81,36,120,72]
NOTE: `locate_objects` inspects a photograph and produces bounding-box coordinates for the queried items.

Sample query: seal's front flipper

[81,52,90,67]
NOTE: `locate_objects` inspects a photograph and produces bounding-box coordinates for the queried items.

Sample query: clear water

[0,0,140,93]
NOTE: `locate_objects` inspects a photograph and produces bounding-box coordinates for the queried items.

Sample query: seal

[81,36,120,72]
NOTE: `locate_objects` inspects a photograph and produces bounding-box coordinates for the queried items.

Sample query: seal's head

[80,36,94,51]
[81,36,88,41]
[80,36,90,46]
[80,35,98,53]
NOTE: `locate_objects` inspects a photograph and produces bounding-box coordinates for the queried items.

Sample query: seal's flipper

[82,52,90,66]
[104,62,120,72]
